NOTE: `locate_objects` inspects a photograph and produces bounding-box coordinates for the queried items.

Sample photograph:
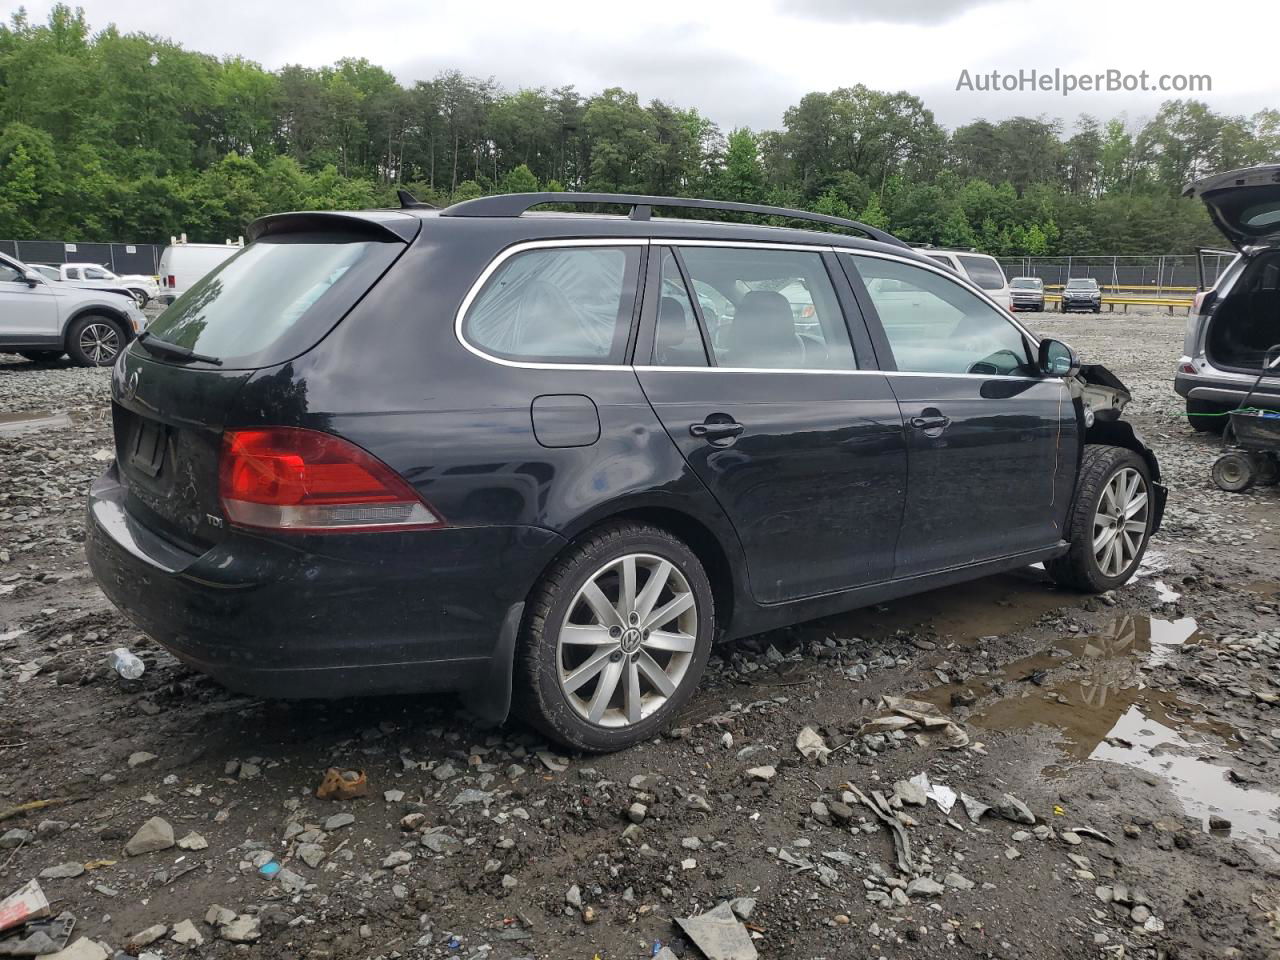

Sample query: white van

[916,248,1012,311]
[157,236,244,304]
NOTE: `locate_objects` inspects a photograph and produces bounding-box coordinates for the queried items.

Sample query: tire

[128,288,150,308]
[1211,452,1255,493]
[513,522,715,752]
[1186,398,1229,433]
[19,350,64,363]
[1047,445,1154,593]
[66,314,126,367]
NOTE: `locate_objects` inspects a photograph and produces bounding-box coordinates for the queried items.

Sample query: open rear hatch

[1183,165,1280,252]
[108,211,418,552]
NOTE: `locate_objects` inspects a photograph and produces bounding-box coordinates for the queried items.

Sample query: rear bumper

[85,465,565,699]
[1174,369,1280,406]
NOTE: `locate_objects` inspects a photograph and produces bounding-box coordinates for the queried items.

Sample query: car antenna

[397,189,437,210]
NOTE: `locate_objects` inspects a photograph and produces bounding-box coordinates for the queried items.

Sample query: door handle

[909,415,951,431]
[690,420,744,441]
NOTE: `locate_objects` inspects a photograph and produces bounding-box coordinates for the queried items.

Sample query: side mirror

[22,272,42,287]
[1039,338,1080,378]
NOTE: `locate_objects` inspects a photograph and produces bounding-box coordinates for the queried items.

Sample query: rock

[796,725,831,762]
[218,916,261,943]
[297,843,326,868]
[906,877,946,897]
[950,688,977,707]
[893,779,927,807]
[993,793,1035,825]
[36,820,69,838]
[127,751,157,768]
[238,761,261,780]
[125,817,175,856]
[0,828,33,849]
[205,905,236,926]
[432,762,459,781]
[277,867,307,894]
[828,801,856,824]
[39,862,85,879]
[627,802,648,824]
[1061,830,1082,845]
[501,873,518,889]
[566,884,583,910]
[1131,904,1151,923]
[729,897,756,920]
[451,788,493,806]
[177,831,208,850]
[1208,815,1232,831]
[960,793,991,822]
[1011,830,1031,842]
[384,789,405,802]
[676,901,758,960]
[1004,846,1021,860]
[944,871,974,890]
[171,919,203,946]
[129,924,168,948]
[746,765,776,782]
[40,938,107,960]
[383,850,413,868]
[682,836,703,850]
[324,813,355,831]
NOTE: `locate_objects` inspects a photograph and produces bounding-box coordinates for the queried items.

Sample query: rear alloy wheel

[515,523,714,751]
[1048,445,1154,592]
[67,315,125,367]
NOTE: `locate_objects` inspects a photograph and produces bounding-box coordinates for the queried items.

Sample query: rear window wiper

[136,331,223,366]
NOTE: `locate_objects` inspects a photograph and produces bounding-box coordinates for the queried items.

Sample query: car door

[0,259,61,345]
[635,243,907,603]
[843,252,1077,578]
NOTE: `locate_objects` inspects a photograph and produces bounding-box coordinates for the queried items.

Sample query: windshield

[142,231,402,367]
[1010,278,1042,289]
[957,255,1007,290]
[1066,279,1098,289]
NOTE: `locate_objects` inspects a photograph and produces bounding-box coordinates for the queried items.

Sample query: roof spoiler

[439,192,908,248]
[397,189,437,210]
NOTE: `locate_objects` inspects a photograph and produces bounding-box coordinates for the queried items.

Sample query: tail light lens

[219,427,443,533]
[165,275,175,288]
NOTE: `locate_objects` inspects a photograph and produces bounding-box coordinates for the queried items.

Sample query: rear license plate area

[129,419,167,478]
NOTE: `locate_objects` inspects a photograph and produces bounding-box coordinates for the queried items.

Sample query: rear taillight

[219,427,443,533]
[165,275,175,288]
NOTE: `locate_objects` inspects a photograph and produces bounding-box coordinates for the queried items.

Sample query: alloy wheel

[1092,467,1148,578]
[79,323,121,364]
[556,553,697,728]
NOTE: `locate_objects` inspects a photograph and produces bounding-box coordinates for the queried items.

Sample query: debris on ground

[675,901,758,960]
[857,695,970,749]
[314,768,369,801]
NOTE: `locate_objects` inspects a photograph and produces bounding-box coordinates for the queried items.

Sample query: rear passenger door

[843,253,1077,578]
[635,243,907,603]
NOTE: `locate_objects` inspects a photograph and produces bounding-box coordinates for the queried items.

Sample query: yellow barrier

[1042,294,1194,315]
[1045,284,1198,292]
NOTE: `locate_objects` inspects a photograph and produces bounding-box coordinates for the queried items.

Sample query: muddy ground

[1,311,1278,960]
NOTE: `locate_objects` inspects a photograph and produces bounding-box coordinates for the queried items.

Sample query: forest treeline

[1,5,1277,252]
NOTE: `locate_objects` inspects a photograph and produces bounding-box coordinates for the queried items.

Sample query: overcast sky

[25,0,1280,132]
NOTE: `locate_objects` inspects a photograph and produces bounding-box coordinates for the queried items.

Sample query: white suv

[917,249,1012,311]
[0,253,146,366]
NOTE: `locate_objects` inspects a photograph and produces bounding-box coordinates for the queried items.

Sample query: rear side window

[957,255,1007,290]
[678,246,857,370]
[652,250,709,367]
[463,246,641,364]
[144,231,402,368]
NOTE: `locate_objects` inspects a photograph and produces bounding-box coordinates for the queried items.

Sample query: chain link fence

[0,239,164,276]
[996,253,1238,296]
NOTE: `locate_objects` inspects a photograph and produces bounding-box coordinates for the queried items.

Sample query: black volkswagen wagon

[86,193,1167,751]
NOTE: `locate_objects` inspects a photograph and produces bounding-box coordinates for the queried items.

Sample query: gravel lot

[1,312,1278,960]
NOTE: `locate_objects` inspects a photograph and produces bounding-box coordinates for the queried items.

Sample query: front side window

[83,266,109,280]
[464,246,640,364]
[64,268,81,279]
[849,255,1035,376]
[957,255,1007,291]
[652,250,708,367]
[678,246,856,370]
[0,261,24,283]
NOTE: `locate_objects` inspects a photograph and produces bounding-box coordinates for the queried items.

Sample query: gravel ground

[1,312,1278,960]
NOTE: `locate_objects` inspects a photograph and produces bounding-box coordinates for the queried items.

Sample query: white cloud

[38,0,1280,131]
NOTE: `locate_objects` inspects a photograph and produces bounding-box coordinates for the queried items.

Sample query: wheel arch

[1082,423,1168,534]
[63,304,135,347]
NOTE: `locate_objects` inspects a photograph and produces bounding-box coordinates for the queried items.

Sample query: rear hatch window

[142,230,403,368]
[957,255,1007,290]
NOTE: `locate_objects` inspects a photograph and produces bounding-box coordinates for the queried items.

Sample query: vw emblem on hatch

[124,370,139,401]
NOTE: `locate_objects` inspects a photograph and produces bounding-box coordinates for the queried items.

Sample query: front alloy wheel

[515,522,714,752]
[1047,445,1154,592]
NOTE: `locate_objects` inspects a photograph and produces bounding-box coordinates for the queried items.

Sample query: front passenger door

[0,261,60,344]
[844,254,1077,578]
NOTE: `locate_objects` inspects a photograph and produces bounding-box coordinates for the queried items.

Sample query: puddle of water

[0,410,72,436]
[917,615,1280,849]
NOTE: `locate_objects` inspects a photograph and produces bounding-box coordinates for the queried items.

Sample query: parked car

[85,192,1166,752]
[1010,276,1046,311]
[157,238,243,303]
[1177,165,1280,431]
[917,248,1012,310]
[1061,277,1102,313]
[0,252,146,365]
[51,262,160,307]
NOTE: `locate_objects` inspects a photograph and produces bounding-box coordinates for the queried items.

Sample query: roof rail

[439,192,907,248]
